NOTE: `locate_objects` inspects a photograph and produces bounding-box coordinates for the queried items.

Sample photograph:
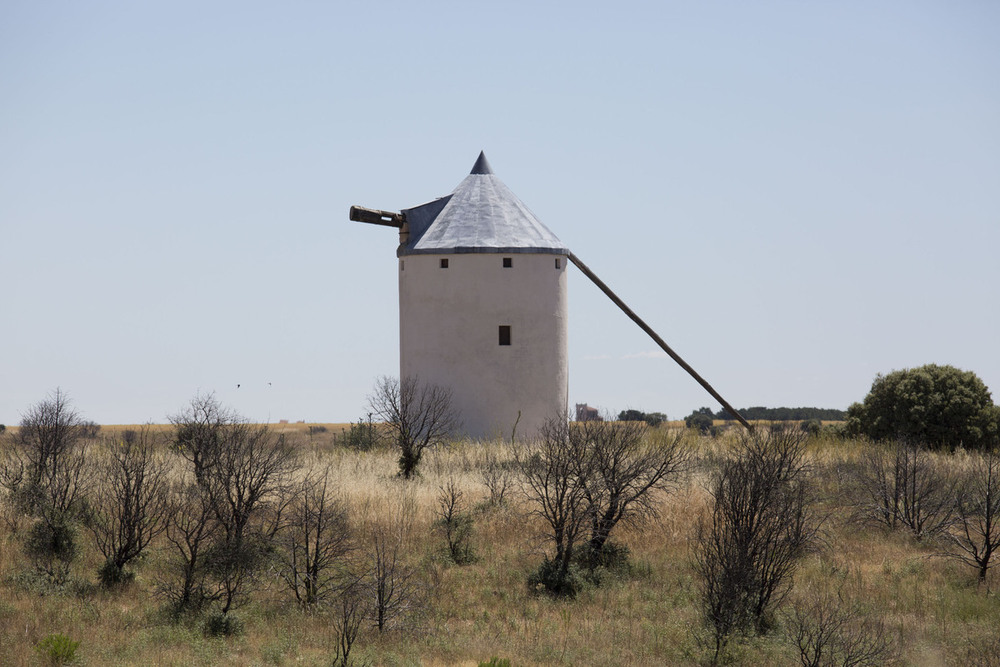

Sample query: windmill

[350,152,750,436]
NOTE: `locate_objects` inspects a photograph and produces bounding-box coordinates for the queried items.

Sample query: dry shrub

[694,425,821,661]
[787,587,899,667]
[87,427,170,587]
[854,439,955,539]
[436,478,476,565]
[480,448,514,508]
[946,448,1000,583]
[277,462,352,605]
[365,499,426,633]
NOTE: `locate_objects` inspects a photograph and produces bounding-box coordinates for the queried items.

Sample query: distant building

[575,403,602,422]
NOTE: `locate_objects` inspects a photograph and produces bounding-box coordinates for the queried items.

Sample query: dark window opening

[400,260,404,271]
[555,258,561,269]
[498,325,511,346]
[440,258,449,268]
[502,257,512,268]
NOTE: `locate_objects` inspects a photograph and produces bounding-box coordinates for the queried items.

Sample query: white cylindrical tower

[397,153,568,439]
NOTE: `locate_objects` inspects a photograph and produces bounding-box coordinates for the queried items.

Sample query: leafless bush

[80,420,101,439]
[788,588,898,667]
[278,464,352,605]
[962,634,1000,667]
[0,390,94,584]
[694,425,821,661]
[513,416,593,595]
[331,575,369,667]
[206,422,296,542]
[162,397,299,616]
[855,439,955,539]
[86,428,171,587]
[513,416,688,593]
[367,521,423,633]
[481,449,514,508]
[159,480,220,613]
[28,444,90,538]
[946,449,1000,583]
[204,421,298,614]
[169,393,235,487]
[0,388,90,519]
[436,479,475,564]
[368,376,459,479]
[576,419,688,567]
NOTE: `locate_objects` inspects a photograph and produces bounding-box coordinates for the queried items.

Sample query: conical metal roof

[398,152,567,257]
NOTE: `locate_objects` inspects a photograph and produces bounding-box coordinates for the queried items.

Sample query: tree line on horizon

[708,406,847,422]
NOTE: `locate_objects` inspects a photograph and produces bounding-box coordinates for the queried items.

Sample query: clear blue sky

[2,1,998,426]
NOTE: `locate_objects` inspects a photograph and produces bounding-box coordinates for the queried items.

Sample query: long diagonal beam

[568,252,751,431]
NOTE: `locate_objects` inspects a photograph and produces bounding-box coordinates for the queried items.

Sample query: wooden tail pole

[349,205,404,228]
[567,252,752,431]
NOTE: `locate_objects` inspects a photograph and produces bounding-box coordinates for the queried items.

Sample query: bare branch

[513,416,593,595]
[368,376,459,479]
[575,419,689,566]
[946,449,1000,583]
[86,427,171,587]
[277,463,352,605]
[854,440,955,540]
[694,425,822,660]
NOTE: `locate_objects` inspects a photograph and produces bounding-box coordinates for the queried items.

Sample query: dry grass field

[1,424,999,666]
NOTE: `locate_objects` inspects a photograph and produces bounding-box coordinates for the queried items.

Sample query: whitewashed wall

[398,252,568,440]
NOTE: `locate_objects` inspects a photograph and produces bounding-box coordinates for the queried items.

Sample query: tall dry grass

[0,425,998,665]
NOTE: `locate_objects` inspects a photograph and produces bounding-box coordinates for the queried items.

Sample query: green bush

[26,517,78,581]
[439,512,476,565]
[203,611,244,637]
[821,422,847,439]
[528,557,586,598]
[97,560,135,589]
[685,409,714,434]
[617,409,667,427]
[847,364,1000,449]
[436,481,477,565]
[340,417,379,451]
[35,633,79,665]
[800,419,822,436]
[580,540,631,572]
[478,658,512,667]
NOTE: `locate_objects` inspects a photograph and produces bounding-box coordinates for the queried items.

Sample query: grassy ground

[1,426,998,666]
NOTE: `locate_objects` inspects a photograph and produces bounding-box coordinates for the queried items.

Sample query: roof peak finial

[470,151,493,175]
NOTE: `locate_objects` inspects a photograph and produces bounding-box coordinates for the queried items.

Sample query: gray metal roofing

[398,152,568,256]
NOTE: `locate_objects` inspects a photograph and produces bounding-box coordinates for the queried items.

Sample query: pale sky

[2,1,998,426]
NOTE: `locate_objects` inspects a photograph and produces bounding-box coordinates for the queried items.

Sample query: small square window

[498,325,511,346]
[502,257,512,268]
[555,258,561,269]
[440,258,449,268]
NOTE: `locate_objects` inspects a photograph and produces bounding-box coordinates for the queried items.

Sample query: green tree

[685,408,715,434]
[847,364,1000,450]
[618,409,646,423]
[617,409,667,427]
[644,412,667,427]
